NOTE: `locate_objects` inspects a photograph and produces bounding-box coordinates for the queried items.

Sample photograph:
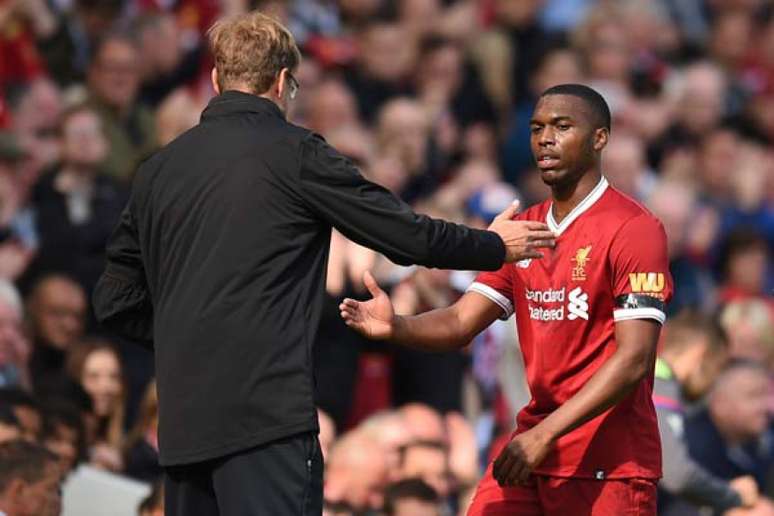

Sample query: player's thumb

[363,270,383,298]
[494,199,520,222]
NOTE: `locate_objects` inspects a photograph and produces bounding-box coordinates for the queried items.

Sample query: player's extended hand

[730,475,760,508]
[487,201,556,263]
[339,271,396,340]
[492,427,553,487]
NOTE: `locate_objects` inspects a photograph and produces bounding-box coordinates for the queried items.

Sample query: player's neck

[550,170,602,225]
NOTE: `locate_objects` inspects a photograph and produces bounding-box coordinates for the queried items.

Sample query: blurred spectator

[720,300,774,369]
[0,280,28,388]
[154,87,208,146]
[390,267,468,413]
[654,314,759,515]
[359,410,413,479]
[0,388,41,442]
[0,405,21,443]
[602,131,657,201]
[306,76,361,137]
[317,408,336,463]
[324,430,389,513]
[718,230,772,304]
[25,103,126,297]
[686,360,773,490]
[123,379,161,483]
[647,180,717,315]
[397,440,451,500]
[0,439,62,516]
[0,133,36,283]
[383,478,442,516]
[654,61,728,166]
[345,18,417,123]
[86,31,157,180]
[8,78,62,188]
[33,0,124,86]
[501,46,583,182]
[135,12,203,107]
[39,397,86,475]
[26,274,87,390]
[66,338,125,472]
[137,480,164,516]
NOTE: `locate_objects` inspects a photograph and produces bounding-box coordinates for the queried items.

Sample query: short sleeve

[466,265,515,320]
[609,214,673,324]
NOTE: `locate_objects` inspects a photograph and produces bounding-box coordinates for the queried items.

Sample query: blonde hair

[207,10,301,94]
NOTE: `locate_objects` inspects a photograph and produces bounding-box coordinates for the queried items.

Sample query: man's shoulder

[602,185,663,229]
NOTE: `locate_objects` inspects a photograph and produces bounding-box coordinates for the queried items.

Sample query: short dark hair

[397,439,448,467]
[40,397,88,464]
[541,83,611,131]
[0,440,58,492]
[0,388,39,411]
[383,478,439,515]
[719,228,769,279]
[0,404,19,427]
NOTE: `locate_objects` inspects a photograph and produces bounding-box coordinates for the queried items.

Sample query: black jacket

[92,91,505,466]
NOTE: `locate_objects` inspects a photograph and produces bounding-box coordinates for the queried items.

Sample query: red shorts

[467,464,657,516]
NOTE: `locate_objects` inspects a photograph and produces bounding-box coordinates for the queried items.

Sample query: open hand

[492,427,553,486]
[339,271,396,340]
[487,201,556,263]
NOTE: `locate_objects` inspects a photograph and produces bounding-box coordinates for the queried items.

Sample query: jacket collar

[201,91,285,121]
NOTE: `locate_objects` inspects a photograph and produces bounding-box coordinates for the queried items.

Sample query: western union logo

[629,273,665,293]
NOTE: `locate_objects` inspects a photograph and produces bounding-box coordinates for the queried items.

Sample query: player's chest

[512,224,613,322]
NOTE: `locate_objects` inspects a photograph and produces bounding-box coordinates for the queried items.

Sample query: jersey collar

[547,176,609,236]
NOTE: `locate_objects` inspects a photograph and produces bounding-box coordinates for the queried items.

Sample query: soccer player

[340,84,673,515]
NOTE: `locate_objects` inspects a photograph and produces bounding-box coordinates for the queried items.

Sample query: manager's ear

[211,68,221,95]
[593,127,609,152]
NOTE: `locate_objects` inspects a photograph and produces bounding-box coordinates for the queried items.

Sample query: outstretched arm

[492,319,661,486]
[340,271,503,352]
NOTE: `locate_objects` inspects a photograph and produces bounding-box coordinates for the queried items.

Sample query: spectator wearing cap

[0,440,62,516]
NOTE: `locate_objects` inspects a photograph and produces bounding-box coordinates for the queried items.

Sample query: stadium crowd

[0,0,772,514]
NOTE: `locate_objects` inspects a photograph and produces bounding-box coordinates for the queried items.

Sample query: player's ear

[593,128,609,151]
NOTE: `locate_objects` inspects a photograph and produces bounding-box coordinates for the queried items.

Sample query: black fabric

[24,169,127,298]
[92,91,506,466]
[164,432,323,516]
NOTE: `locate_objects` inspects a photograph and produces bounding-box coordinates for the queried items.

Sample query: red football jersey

[469,177,673,479]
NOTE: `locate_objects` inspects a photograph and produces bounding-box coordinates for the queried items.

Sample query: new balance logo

[628,272,665,293]
[567,287,589,320]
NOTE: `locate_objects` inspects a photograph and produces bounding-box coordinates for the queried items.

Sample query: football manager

[93,10,555,516]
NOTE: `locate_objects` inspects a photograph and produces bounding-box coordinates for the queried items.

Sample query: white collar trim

[547,177,609,236]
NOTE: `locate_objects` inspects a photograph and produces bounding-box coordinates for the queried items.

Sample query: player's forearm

[536,345,653,444]
[391,308,473,352]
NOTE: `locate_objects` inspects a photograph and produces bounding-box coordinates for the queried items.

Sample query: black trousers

[164,432,323,516]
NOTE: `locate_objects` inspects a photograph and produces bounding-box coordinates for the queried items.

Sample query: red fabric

[467,462,657,516]
[344,352,392,430]
[0,17,45,89]
[472,181,672,479]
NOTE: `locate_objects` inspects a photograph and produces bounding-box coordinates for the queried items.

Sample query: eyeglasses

[286,71,300,100]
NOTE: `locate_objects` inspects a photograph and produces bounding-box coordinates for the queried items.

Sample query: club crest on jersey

[571,245,592,281]
[628,272,665,293]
